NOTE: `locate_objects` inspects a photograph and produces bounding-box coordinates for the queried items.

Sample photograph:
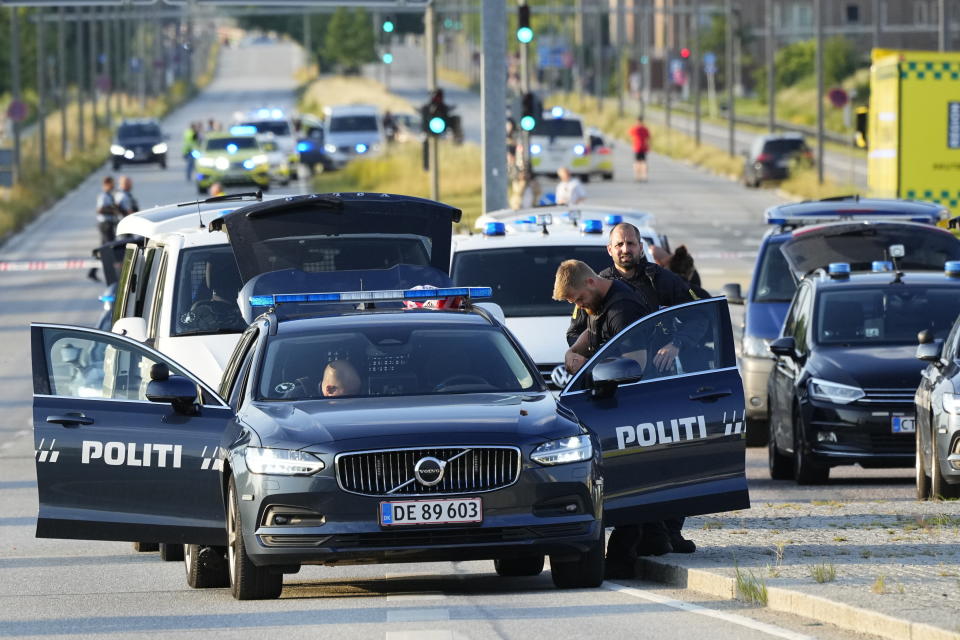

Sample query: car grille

[336,446,521,497]
[538,363,568,390]
[231,161,246,170]
[855,388,916,405]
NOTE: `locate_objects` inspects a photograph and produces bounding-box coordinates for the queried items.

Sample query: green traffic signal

[520,115,536,131]
[382,53,394,64]
[382,20,395,33]
[429,116,446,135]
[516,26,534,44]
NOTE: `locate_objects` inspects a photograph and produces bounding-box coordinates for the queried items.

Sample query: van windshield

[753,239,795,303]
[171,246,248,337]
[531,119,583,138]
[330,115,379,133]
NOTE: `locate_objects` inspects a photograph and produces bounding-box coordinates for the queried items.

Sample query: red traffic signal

[680,48,691,59]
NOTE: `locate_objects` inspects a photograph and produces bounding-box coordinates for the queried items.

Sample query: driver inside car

[320,359,362,397]
[184,257,246,332]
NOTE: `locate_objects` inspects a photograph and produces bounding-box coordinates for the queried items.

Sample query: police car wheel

[550,538,604,589]
[494,555,544,577]
[916,425,931,500]
[579,174,590,183]
[184,544,229,589]
[602,173,614,181]
[131,541,159,553]
[227,478,283,600]
[160,542,184,562]
[792,408,829,485]
[931,434,960,499]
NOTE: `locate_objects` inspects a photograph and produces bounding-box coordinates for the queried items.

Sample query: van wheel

[160,542,184,561]
[185,544,229,588]
[494,555,544,577]
[916,426,930,500]
[602,173,614,181]
[228,478,283,600]
[551,538,604,588]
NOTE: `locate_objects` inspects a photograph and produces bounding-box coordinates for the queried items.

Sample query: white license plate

[892,416,915,433]
[380,497,482,526]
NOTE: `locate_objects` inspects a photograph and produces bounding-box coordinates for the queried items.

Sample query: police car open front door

[31,324,232,546]
[559,298,750,526]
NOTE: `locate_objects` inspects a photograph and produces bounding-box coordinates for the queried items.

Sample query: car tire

[793,407,829,485]
[227,477,282,600]
[132,541,159,553]
[931,434,960,499]
[579,174,591,183]
[768,420,792,480]
[159,542,184,562]
[280,178,290,186]
[602,173,614,181]
[551,537,604,589]
[185,544,229,588]
[112,159,122,171]
[494,555,545,577]
[159,158,167,170]
[916,425,931,500]
[746,417,769,447]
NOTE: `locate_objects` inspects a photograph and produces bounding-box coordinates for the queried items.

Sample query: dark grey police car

[32,197,748,600]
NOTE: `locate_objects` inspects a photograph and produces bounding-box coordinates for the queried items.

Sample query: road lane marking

[386,608,451,623]
[604,582,817,640]
[387,593,446,602]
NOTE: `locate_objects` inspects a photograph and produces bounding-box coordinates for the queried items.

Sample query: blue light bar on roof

[765,208,944,226]
[872,261,893,272]
[230,125,258,135]
[581,219,603,234]
[828,262,851,278]
[946,261,960,277]
[250,287,493,308]
[604,214,623,225]
[484,222,506,236]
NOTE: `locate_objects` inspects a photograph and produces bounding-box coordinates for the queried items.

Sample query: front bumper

[802,399,915,467]
[196,166,270,188]
[234,459,601,567]
[742,355,774,421]
[112,150,165,164]
[935,425,960,484]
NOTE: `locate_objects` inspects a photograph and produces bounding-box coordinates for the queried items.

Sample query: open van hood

[779,221,960,278]
[208,193,461,283]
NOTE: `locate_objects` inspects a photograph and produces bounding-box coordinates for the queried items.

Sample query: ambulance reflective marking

[81,440,183,468]
[615,415,707,450]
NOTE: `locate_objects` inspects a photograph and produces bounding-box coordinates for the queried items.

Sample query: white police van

[530,108,609,182]
[234,108,299,166]
[452,206,665,388]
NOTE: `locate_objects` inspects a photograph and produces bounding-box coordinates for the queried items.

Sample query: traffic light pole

[519,1,531,172]
[426,0,439,201]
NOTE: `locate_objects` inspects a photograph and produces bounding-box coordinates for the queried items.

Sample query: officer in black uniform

[564,223,703,576]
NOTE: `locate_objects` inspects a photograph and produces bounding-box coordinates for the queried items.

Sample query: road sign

[828,88,849,108]
[703,52,717,75]
[6,100,27,123]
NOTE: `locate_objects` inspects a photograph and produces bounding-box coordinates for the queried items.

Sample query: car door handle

[46,413,94,427]
[689,388,733,402]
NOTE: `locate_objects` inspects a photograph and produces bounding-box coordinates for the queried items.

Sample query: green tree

[824,36,858,85]
[322,8,375,74]
[775,39,815,88]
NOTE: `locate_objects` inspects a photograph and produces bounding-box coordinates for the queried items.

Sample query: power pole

[692,0,701,146]
[104,8,111,131]
[939,0,948,52]
[594,1,604,112]
[575,0,585,96]
[766,0,775,132]
[481,0,507,212]
[725,0,735,156]
[58,7,67,158]
[90,7,98,137]
[76,7,85,152]
[617,0,626,116]
[10,7,22,185]
[815,0,824,184]
[426,0,439,201]
[873,0,882,51]
[37,9,47,175]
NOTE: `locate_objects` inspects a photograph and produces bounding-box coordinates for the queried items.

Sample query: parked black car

[768,257,960,484]
[743,133,812,188]
[111,119,167,170]
[294,114,340,174]
[913,290,960,499]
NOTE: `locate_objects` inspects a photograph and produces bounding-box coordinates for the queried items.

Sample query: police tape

[0,258,99,272]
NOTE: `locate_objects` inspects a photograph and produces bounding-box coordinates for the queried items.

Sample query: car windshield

[763,139,806,155]
[250,235,431,274]
[753,239,795,302]
[532,119,583,138]
[816,286,960,345]
[118,123,160,138]
[329,115,379,133]
[241,120,291,137]
[171,246,248,337]
[451,245,611,317]
[205,137,258,152]
[258,324,539,400]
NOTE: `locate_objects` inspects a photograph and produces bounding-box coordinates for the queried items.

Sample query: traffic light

[520,92,541,131]
[382,19,395,33]
[382,52,393,64]
[680,48,691,59]
[422,89,449,136]
[516,4,533,43]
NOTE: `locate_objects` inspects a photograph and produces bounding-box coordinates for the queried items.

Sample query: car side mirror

[918,329,933,345]
[769,336,798,359]
[146,370,199,415]
[590,358,644,400]
[723,283,744,305]
[916,340,943,363]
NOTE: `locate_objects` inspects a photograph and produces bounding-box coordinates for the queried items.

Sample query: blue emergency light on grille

[828,262,851,278]
[604,214,623,225]
[250,287,493,308]
[872,261,893,272]
[581,219,603,234]
[946,261,960,277]
[297,141,311,152]
[484,222,506,236]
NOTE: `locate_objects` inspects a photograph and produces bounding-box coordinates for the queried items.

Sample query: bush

[825,36,858,86]
[776,40,815,89]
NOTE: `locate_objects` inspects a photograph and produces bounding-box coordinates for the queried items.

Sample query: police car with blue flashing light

[235,108,299,166]
[452,207,664,389]
[530,107,604,182]
[252,132,293,186]
[32,270,749,599]
[323,105,384,165]
[724,197,954,447]
[767,254,960,485]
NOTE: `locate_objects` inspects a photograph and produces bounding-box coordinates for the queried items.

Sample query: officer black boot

[666,517,696,554]
[604,525,639,579]
[635,521,673,556]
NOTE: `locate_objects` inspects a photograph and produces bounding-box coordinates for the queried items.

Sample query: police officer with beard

[565,222,702,578]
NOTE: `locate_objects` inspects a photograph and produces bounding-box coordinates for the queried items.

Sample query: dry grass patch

[300,75,415,116]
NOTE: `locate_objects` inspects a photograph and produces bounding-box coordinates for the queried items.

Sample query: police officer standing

[115,176,139,218]
[95,176,121,244]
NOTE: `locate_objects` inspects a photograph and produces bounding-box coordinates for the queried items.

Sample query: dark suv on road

[742,133,812,187]
[111,119,167,170]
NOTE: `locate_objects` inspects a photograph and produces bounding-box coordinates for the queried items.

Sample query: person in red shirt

[628,117,651,182]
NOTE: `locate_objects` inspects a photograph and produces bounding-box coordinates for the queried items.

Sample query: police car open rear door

[31,324,231,545]
[559,298,750,525]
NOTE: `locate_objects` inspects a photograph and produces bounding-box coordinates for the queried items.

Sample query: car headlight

[573,143,586,156]
[324,143,337,154]
[942,392,960,415]
[531,435,592,465]
[742,335,773,359]
[151,142,167,154]
[530,143,542,155]
[808,378,865,405]
[197,157,215,168]
[110,144,125,155]
[244,447,324,476]
[215,157,230,171]
[250,154,268,166]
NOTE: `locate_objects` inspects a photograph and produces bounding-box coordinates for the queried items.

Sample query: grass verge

[735,565,768,606]
[300,74,416,116]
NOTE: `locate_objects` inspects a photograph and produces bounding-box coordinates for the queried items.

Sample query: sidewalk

[633,500,960,640]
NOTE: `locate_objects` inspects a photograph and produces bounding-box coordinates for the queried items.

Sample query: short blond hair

[553,259,599,301]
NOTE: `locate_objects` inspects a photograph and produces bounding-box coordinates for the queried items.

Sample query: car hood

[327,131,381,146]
[200,149,261,160]
[245,392,575,451]
[807,345,927,390]
[744,301,791,340]
[116,136,162,146]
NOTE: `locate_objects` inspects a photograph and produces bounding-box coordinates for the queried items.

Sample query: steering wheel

[434,374,490,392]
[180,300,244,332]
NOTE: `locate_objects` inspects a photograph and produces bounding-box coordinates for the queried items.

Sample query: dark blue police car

[31,195,749,600]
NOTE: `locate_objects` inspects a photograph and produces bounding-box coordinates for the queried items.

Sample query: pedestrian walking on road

[628,117,651,182]
[115,176,139,218]
[555,167,586,205]
[183,122,201,182]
